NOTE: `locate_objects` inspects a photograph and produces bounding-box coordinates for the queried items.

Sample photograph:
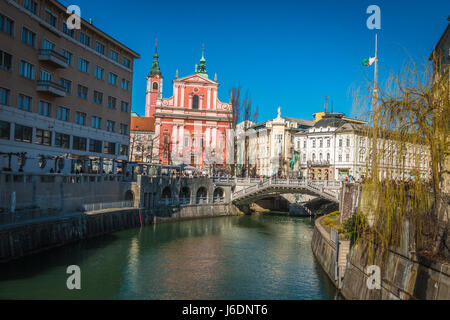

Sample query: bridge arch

[179,186,191,204]
[162,186,172,204]
[213,187,224,203]
[125,190,134,201]
[196,187,208,204]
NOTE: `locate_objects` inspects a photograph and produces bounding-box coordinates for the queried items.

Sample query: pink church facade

[145,46,232,170]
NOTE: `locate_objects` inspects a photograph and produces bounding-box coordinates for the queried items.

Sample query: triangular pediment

[176,74,218,85]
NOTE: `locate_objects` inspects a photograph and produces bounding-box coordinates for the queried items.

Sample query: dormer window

[192,95,199,109]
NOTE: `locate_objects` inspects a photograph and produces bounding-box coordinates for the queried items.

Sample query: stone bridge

[231,179,342,205]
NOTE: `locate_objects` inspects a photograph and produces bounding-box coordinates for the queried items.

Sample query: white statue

[277,107,281,119]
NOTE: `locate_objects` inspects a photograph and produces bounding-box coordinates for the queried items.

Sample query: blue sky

[61,0,449,122]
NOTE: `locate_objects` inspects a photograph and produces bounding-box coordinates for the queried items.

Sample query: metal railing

[83,200,134,212]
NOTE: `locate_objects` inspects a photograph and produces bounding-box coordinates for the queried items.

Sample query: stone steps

[338,240,350,277]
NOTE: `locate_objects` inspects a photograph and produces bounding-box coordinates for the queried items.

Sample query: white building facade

[294,113,430,181]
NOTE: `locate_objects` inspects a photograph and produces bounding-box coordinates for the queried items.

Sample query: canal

[0,215,341,299]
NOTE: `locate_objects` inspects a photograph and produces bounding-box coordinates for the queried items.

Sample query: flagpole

[371,33,379,179]
[374,33,378,105]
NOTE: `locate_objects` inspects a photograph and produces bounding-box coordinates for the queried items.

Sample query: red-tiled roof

[130,117,155,132]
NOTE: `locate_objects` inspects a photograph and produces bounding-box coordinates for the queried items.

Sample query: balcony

[36,80,66,97]
[38,49,69,68]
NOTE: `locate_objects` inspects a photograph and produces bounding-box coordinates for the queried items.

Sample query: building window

[0,87,10,105]
[78,58,90,73]
[62,22,74,38]
[18,94,32,111]
[108,73,117,86]
[319,139,323,148]
[0,50,12,71]
[39,101,51,117]
[21,27,36,47]
[303,140,306,148]
[346,138,350,147]
[327,153,330,162]
[0,14,14,36]
[77,85,88,100]
[0,120,10,140]
[312,153,316,162]
[120,145,129,156]
[339,139,342,147]
[338,154,342,162]
[73,136,87,151]
[121,101,129,113]
[89,139,102,153]
[136,135,141,141]
[93,90,103,104]
[192,95,199,109]
[79,32,91,47]
[14,124,32,143]
[75,112,86,125]
[20,60,35,79]
[312,139,316,148]
[61,49,73,66]
[120,124,128,135]
[58,106,70,121]
[91,116,101,129]
[45,10,57,27]
[106,120,116,133]
[23,0,38,14]
[153,82,158,90]
[94,66,104,80]
[104,142,116,155]
[123,57,131,68]
[110,50,118,62]
[327,139,330,147]
[60,78,72,94]
[40,69,52,81]
[136,146,141,152]
[55,132,70,149]
[121,79,130,91]
[107,96,117,109]
[346,154,350,162]
[95,41,105,55]
[36,129,51,146]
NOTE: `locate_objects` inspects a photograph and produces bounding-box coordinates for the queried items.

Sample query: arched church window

[153,82,158,90]
[192,95,199,109]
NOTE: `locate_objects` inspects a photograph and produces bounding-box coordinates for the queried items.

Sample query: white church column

[180,85,185,108]
[207,88,211,110]
[174,84,178,107]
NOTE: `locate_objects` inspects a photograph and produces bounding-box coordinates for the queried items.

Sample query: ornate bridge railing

[232,179,342,204]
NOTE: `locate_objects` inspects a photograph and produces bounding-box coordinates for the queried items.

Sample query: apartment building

[236,108,314,177]
[294,112,430,181]
[0,0,140,174]
[129,116,156,164]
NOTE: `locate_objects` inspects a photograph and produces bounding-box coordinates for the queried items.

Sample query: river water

[0,215,341,300]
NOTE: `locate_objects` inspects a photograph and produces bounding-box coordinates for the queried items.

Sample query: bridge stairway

[338,240,350,277]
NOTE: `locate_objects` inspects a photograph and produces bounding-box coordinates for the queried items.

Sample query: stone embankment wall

[0,173,132,213]
[312,216,450,300]
[311,216,339,287]
[0,203,239,263]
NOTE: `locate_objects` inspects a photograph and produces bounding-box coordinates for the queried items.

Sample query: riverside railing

[82,201,134,212]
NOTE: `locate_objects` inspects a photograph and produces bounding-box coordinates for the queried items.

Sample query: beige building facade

[0,0,139,174]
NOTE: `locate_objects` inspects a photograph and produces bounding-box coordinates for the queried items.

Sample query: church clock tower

[145,42,163,117]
